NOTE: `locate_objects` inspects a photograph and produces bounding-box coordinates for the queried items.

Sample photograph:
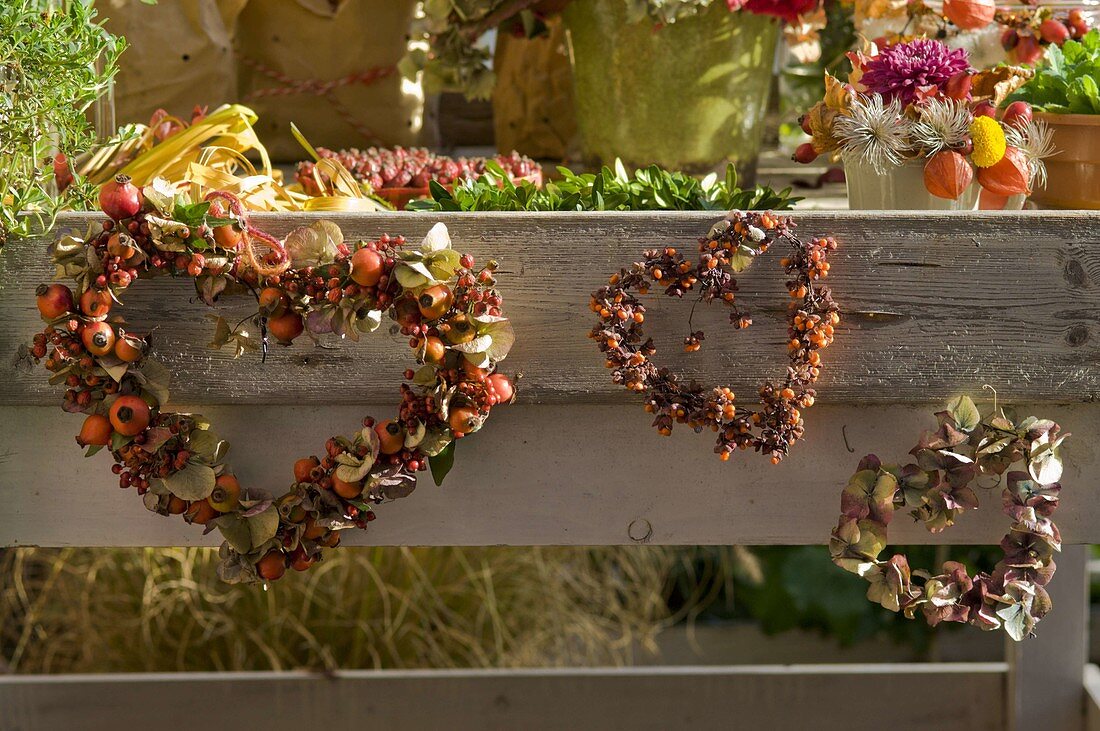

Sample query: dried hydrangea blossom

[830,396,1068,641]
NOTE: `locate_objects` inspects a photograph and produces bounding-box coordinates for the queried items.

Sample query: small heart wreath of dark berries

[589,212,840,464]
[829,394,1068,640]
[24,175,515,584]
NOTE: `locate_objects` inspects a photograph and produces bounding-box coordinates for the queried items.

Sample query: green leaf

[1009,29,1100,113]
[188,427,228,465]
[449,334,493,354]
[462,350,491,369]
[483,320,515,361]
[212,507,280,556]
[110,430,133,452]
[365,309,384,332]
[728,245,756,273]
[394,262,433,289]
[335,455,374,483]
[947,395,981,433]
[212,514,252,555]
[426,248,462,280]
[412,365,439,386]
[430,440,456,485]
[159,463,216,501]
[136,359,172,408]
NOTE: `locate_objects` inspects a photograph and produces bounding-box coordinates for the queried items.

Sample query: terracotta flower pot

[1030,113,1100,209]
[844,155,980,210]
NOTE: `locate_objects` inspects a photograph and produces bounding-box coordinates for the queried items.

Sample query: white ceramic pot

[979,189,1028,210]
[844,155,980,211]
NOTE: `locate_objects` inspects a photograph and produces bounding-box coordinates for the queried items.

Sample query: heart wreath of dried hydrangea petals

[589,212,840,464]
[829,395,1068,640]
[22,175,515,584]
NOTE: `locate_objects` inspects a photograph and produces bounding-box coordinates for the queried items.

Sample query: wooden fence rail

[1,211,1097,731]
[1,211,1099,406]
[0,665,1008,731]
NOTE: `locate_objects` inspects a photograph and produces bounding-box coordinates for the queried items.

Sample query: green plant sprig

[1006,29,1100,114]
[407,159,800,212]
[0,0,124,245]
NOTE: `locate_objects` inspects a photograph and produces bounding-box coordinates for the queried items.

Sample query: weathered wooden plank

[0,664,1008,731]
[2,403,1096,547]
[2,212,1099,406]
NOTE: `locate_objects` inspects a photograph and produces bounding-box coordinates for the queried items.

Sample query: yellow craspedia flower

[969,116,1007,168]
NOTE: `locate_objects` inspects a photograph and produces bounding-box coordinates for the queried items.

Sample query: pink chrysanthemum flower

[859,39,971,107]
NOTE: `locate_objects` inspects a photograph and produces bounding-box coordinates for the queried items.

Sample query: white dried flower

[1005,118,1057,190]
[834,95,912,174]
[911,98,971,157]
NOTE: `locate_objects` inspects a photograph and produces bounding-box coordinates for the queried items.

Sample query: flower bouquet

[795,38,1054,210]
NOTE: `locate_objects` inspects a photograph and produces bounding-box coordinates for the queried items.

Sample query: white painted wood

[1008,545,1089,731]
[1085,664,1100,731]
[3,211,1100,406]
[0,664,1008,731]
[1,404,1096,547]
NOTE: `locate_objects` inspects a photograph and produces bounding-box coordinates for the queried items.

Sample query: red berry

[109,395,151,436]
[972,101,997,118]
[1040,18,1070,45]
[1014,34,1043,65]
[35,283,74,320]
[256,550,287,581]
[77,414,112,447]
[1001,101,1033,128]
[350,247,384,287]
[792,143,819,164]
[98,174,143,220]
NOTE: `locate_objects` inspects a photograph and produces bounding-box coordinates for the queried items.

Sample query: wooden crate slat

[0,663,1008,731]
[2,403,1096,547]
[1,211,1099,406]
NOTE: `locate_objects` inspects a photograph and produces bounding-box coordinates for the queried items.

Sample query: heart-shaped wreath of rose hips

[24,176,516,584]
[829,395,1068,640]
[589,212,840,464]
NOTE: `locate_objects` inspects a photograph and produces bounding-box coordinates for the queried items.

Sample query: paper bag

[492,15,577,160]
[102,0,248,127]
[236,0,423,161]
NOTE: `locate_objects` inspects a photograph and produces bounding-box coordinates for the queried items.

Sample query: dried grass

[0,546,729,673]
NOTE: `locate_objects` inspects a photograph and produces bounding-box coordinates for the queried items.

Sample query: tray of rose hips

[295,146,543,209]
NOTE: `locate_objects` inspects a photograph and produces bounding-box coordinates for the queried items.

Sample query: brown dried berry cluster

[589,212,840,464]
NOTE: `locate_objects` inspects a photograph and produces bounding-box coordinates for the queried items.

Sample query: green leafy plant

[1007,29,1100,114]
[0,0,123,244]
[408,160,799,212]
